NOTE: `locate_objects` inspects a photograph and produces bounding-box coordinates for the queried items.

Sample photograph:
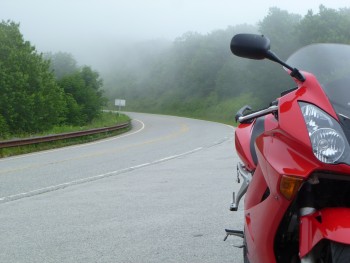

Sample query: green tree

[0,20,67,134]
[58,66,106,124]
[44,52,78,79]
[297,6,350,45]
[259,7,301,59]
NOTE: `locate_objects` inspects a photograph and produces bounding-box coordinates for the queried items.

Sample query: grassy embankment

[0,112,130,158]
[116,93,262,126]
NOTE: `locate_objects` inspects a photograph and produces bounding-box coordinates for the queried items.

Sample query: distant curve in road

[0,113,233,202]
[0,112,244,263]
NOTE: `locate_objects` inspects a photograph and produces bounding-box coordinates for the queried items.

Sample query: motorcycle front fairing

[241,71,350,262]
[286,46,350,258]
[242,115,320,262]
[235,122,257,172]
[300,208,350,258]
[231,37,350,263]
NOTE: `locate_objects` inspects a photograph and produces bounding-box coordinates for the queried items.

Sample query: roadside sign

[115,99,126,107]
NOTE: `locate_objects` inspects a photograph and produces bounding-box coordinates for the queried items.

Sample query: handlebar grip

[235,105,252,122]
[238,105,278,123]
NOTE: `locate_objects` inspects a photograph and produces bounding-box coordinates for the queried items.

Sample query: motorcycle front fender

[299,208,350,258]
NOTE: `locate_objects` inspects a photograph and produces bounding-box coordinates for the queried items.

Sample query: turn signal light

[280,175,304,200]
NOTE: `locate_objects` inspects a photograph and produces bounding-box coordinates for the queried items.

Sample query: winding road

[0,112,244,263]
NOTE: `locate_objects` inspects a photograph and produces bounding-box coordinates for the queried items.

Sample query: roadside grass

[0,112,131,158]
[112,93,263,127]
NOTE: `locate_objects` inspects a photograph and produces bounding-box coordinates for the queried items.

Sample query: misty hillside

[103,6,350,123]
[2,5,350,138]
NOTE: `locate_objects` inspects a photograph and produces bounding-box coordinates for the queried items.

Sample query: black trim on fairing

[250,117,265,165]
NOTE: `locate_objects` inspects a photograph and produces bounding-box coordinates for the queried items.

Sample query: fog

[1,0,349,71]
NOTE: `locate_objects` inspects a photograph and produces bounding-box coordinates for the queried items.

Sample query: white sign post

[115,99,126,115]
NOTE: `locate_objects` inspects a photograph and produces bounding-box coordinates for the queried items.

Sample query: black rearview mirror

[230,34,271,60]
[230,33,306,82]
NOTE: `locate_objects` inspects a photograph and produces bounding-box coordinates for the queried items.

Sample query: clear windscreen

[286,44,350,118]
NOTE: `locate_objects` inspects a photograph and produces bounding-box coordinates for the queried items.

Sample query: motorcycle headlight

[300,102,347,164]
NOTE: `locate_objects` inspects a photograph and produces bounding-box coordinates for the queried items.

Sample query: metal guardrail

[0,122,130,149]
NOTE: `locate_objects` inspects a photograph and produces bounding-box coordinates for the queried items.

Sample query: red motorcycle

[225,34,350,263]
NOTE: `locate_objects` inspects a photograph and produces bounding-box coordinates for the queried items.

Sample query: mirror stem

[290,68,306,82]
[266,51,306,82]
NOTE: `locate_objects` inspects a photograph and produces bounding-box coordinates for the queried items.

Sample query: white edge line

[0,147,203,203]
[154,147,203,163]
[0,119,233,203]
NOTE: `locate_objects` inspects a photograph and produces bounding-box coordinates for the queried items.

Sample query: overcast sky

[1,0,349,68]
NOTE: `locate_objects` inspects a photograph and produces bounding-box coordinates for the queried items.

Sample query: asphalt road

[0,112,244,263]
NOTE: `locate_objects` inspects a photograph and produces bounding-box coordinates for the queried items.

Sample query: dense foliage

[0,21,106,137]
[58,66,106,125]
[0,21,66,136]
[104,6,350,122]
[44,52,78,79]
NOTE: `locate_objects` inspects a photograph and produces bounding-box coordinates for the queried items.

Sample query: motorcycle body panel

[230,37,350,263]
[235,114,279,172]
[300,208,350,258]
[235,122,256,171]
[244,165,291,263]
[242,128,318,262]
[235,76,350,262]
[278,73,338,148]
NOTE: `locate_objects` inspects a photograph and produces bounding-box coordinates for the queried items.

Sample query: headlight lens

[310,128,345,163]
[300,102,347,164]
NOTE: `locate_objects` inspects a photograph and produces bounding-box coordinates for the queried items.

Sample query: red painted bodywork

[235,122,256,172]
[235,72,350,262]
[300,208,350,258]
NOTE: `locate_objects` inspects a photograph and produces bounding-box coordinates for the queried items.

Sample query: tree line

[0,21,106,138]
[104,6,350,122]
[1,5,350,138]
